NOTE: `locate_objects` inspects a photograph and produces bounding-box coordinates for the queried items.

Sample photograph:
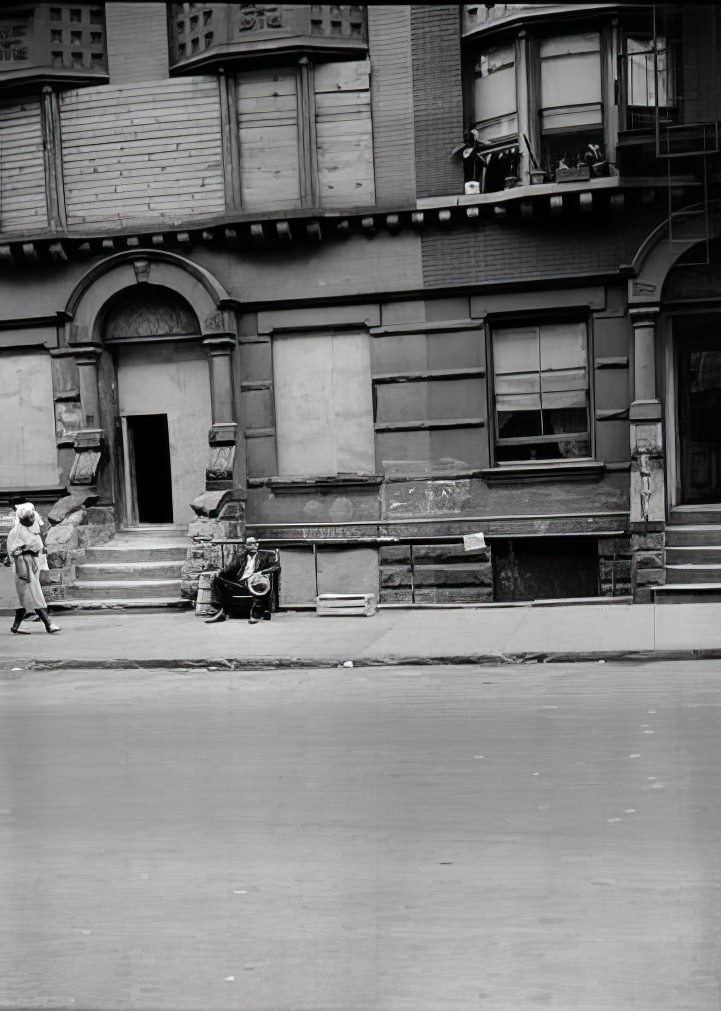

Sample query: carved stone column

[69,345,105,488]
[628,306,665,601]
[203,335,237,489]
[183,334,244,601]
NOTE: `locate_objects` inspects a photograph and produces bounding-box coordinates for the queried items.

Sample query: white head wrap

[15,502,36,524]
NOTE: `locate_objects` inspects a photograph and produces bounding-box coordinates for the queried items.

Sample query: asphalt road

[1,661,719,1011]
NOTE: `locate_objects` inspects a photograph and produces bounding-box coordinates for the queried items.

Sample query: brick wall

[368,5,417,206]
[681,4,721,125]
[421,206,666,288]
[410,5,464,199]
[106,2,169,84]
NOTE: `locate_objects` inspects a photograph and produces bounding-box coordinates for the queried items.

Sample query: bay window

[621,35,679,130]
[539,32,604,173]
[491,321,591,464]
[473,42,517,144]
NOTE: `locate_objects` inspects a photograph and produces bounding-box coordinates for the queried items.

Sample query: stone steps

[70,578,183,600]
[75,560,185,580]
[659,508,721,600]
[665,545,721,564]
[62,525,191,607]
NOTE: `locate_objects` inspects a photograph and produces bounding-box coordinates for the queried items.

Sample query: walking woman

[6,503,60,634]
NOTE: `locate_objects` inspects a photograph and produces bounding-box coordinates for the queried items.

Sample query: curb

[5,649,721,671]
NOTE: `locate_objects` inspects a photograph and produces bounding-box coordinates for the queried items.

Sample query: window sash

[540,32,602,128]
[492,322,591,460]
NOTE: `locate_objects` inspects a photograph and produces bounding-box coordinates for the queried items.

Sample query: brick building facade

[1,2,720,607]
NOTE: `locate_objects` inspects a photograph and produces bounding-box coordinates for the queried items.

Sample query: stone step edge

[653,583,721,592]
[77,562,185,571]
[665,564,721,571]
[72,579,182,588]
[49,598,193,611]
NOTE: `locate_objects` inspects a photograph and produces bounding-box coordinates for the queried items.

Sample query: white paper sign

[463,532,487,553]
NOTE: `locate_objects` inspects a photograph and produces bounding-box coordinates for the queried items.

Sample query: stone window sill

[481,461,606,484]
[263,474,384,493]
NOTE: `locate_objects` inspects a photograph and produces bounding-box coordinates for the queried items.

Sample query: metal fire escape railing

[652,2,719,265]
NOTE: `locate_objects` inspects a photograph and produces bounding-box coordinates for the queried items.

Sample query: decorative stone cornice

[0,176,695,267]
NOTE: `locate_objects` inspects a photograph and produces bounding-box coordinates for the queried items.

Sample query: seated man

[205,536,280,625]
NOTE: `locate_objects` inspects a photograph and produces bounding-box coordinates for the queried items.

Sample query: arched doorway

[662,241,721,506]
[102,284,212,526]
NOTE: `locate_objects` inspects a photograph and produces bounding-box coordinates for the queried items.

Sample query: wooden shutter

[314,59,375,208]
[0,98,48,234]
[236,69,301,211]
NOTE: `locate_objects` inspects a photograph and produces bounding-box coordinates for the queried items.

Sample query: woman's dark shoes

[205,609,227,624]
[35,609,60,633]
[11,609,29,634]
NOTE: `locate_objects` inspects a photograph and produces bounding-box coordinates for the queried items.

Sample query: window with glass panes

[491,321,591,463]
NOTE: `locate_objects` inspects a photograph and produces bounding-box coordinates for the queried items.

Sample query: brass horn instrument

[245,570,271,597]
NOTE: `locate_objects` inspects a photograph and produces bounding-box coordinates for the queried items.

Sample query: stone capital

[628,305,660,326]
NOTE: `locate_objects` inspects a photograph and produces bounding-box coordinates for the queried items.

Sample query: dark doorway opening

[677,317,721,504]
[493,537,599,602]
[126,414,173,523]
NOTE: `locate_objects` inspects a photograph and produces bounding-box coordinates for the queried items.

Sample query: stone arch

[63,249,237,345]
[628,199,721,306]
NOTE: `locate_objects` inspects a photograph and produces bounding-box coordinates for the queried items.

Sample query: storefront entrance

[677,318,721,504]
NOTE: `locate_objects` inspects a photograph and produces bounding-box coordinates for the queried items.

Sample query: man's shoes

[262,612,272,621]
[248,617,259,624]
[205,609,227,624]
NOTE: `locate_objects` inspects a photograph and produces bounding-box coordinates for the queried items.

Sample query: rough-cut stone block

[83,506,115,525]
[46,524,79,551]
[634,550,664,569]
[635,567,665,586]
[634,586,653,603]
[187,517,216,541]
[632,532,665,550]
[598,537,632,557]
[47,492,96,525]
[191,490,230,518]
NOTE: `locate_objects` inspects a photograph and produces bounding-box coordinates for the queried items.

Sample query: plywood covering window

[235,59,375,212]
[236,69,302,211]
[314,59,375,207]
[371,327,487,476]
[273,331,375,477]
[0,98,48,234]
[491,321,591,463]
[0,351,58,487]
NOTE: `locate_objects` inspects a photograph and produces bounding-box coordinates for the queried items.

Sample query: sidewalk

[2,600,721,670]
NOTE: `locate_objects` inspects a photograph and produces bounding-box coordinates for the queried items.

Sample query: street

[1,661,719,1011]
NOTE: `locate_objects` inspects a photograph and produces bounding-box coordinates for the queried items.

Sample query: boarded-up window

[491,321,590,463]
[0,98,48,233]
[237,69,301,210]
[314,59,375,208]
[371,326,487,476]
[60,78,225,227]
[0,351,59,488]
[273,331,375,476]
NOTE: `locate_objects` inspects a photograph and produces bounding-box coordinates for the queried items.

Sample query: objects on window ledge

[455,129,521,195]
[550,143,613,183]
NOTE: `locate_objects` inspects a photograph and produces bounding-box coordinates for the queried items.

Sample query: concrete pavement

[2,600,721,669]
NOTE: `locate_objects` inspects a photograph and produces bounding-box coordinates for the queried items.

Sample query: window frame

[486,313,596,468]
[464,11,683,184]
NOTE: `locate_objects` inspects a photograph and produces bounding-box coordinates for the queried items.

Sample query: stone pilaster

[68,345,105,490]
[629,307,665,602]
[203,336,237,489]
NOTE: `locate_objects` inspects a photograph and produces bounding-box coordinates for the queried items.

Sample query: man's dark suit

[212,548,280,620]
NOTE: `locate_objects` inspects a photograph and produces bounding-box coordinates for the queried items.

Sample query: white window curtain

[473,42,517,143]
[539,32,603,133]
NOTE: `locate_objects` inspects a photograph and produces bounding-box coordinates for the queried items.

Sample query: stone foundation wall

[41,494,117,602]
[598,536,632,597]
[181,491,245,601]
[630,529,666,603]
